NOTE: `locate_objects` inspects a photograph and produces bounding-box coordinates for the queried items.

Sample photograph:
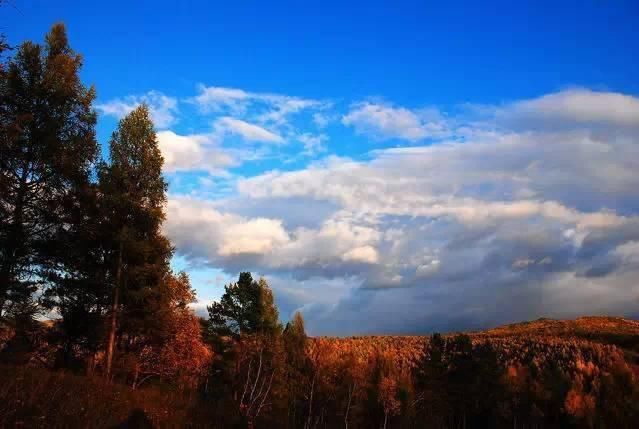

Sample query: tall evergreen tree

[100,105,172,378]
[414,333,449,426]
[206,273,284,426]
[283,311,310,428]
[43,182,110,370]
[208,272,281,338]
[283,311,307,368]
[0,23,97,320]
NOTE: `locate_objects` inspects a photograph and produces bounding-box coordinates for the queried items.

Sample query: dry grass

[0,365,195,428]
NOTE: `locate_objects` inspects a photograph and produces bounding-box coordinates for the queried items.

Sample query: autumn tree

[379,375,400,429]
[362,351,397,428]
[283,311,311,427]
[597,356,639,426]
[130,271,211,390]
[0,23,98,322]
[99,105,173,379]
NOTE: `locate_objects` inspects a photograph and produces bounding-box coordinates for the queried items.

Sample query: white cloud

[256,97,324,125]
[416,259,441,277]
[342,102,450,141]
[342,246,379,264]
[512,258,536,269]
[613,241,639,267]
[184,85,335,158]
[192,84,329,126]
[214,117,284,143]
[192,85,250,112]
[157,130,234,174]
[97,90,178,128]
[230,93,639,325]
[497,88,639,129]
[240,130,639,221]
[165,197,382,272]
[163,87,639,333]
[297,133,328,155]
[218,217,291,256]
[165,197,290,260]
[313,112,331,128]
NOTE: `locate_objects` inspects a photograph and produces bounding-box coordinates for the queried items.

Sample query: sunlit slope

[477,316,639,350]
[310,316,639,366]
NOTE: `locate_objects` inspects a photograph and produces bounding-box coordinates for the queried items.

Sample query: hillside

[478,316,639,339]
[3,315,639,427]
[309,316,639,368]
[313,316,639,345]
[477,316,639,357]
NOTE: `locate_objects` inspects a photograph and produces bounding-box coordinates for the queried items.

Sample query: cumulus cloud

[241,129,639,218]
[165,197,382,276]
[342,102,450,141]
[506,88,639,128]
[478,88,639,133]
[214,117,284,143]
[157,131,234,174]
[97,90,179,128]
[342,246,379,264]
[162,88,639,334]
[164,197,290,261]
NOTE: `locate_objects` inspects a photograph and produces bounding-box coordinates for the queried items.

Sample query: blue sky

[3,1,639,334]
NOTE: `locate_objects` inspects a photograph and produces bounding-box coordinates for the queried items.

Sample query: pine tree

[0,23,97,320]
[283,311,307,368]
[208,272,281,338]
[100,105,173,379]
[283,311,310,428]
[43,182,110,370]
[207,273,284,425]
[414,333,449,425]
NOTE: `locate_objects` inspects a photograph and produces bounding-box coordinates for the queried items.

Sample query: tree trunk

[305,373,316,429]
[0,272,8,318]
[344,383,354,429]
[132,366,139,389]
[105,240,123,380]
[0,167,28,318]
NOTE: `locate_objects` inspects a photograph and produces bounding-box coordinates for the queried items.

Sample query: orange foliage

[137,310,212,388]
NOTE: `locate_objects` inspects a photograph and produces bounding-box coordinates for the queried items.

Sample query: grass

[0,365,195,428]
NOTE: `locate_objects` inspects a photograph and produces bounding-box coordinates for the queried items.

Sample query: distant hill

[475,316,639,354]
[310,316,639,368]
[479,316,639,338]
